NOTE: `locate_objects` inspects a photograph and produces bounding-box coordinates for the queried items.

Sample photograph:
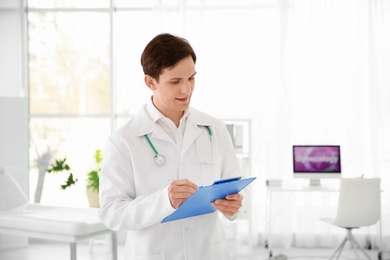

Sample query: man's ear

[144,75,156,90]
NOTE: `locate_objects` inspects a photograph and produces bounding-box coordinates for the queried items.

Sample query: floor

[0,239,388,260]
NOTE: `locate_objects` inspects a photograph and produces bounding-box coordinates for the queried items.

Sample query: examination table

[0,165,117,260]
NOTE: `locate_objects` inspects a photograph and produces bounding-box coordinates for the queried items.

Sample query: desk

[265,185,339,258]
[265,185,383,259]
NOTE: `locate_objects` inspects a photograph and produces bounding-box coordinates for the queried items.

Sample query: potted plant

[46,158,78,190]
[86,149,102,208]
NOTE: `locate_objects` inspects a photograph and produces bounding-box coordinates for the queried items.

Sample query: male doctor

[99,33,243,260]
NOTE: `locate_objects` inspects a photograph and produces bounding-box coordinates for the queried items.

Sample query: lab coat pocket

[200,154,222,183]
[195,135,215,165]
[195,134,221,159]
[125,254,165,260]
[195,131,223,183]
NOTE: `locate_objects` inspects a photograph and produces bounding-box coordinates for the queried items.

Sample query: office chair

[321,177,381,260]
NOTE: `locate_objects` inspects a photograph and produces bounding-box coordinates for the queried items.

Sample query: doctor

[99,33,243,260]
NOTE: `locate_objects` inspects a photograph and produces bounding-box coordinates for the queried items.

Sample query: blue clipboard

[161,176,256,223]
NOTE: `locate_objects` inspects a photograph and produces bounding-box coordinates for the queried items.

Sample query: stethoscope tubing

[144,125,213,165]
[144,134,159,155]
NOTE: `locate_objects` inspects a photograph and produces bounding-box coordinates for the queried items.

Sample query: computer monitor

[293,145,341,187]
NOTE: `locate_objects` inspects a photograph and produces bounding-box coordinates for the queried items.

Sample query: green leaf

[86,149,103,192]
[94,149,103,164]
[47,158,71,174]
[47,158,76,190]
[61,173,78,190]
[86,170,99,192]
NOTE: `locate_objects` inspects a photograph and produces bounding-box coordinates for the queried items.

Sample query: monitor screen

[292,146,341,188]
[293,145,341,173]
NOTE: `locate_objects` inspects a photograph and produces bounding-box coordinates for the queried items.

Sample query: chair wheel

[378,251,382,260]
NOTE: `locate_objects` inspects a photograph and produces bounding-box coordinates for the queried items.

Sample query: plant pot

[86,186,99,208]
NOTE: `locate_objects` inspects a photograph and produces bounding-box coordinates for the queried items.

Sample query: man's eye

[189,77,195,81]
[170,80,179,84]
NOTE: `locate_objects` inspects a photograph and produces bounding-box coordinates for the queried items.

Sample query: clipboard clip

[213,176,242,185]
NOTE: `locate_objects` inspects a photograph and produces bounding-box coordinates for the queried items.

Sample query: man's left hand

[212,193,243,218]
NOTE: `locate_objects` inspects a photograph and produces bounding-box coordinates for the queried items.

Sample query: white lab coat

[98,103,241,260]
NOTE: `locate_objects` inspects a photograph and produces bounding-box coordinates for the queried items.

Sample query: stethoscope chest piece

[154,154,166,166]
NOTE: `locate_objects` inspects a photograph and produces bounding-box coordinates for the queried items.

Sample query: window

[27,2,155,207]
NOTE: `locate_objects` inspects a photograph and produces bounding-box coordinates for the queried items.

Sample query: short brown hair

[140,33,197,81]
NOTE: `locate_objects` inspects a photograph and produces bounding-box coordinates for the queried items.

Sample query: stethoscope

[144,125,213,166]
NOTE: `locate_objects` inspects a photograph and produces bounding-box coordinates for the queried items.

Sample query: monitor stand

[310,179,321,187]
[303,179,328,190]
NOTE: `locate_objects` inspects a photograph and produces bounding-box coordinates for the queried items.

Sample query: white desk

[265,185,339,258]
[265,185,383,259]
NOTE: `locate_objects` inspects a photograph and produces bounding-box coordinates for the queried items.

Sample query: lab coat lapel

[151,127,172,143]
[182,119,202,157]
[133,105,172,143]
[182,107,214,156]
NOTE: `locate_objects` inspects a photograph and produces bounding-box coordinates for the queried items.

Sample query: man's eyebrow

[169,72,197,81]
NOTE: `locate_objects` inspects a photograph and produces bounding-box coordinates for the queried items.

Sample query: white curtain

[272,0,390,249]
[150,0,390,248]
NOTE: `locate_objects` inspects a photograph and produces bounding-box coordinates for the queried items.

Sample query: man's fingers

[225,193,242,201]
[171,179,198,190]
[168,179,198,208]
[212,193,243,217]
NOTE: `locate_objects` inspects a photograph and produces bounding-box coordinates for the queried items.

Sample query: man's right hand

[168,179,198,209]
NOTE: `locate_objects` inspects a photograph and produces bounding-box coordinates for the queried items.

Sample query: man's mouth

[176,97,188,102]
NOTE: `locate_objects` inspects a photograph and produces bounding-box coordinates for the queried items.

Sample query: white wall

[0,0,29,250]
[0,98,29,252]
[0,98,29,191]
[0,1,25,97]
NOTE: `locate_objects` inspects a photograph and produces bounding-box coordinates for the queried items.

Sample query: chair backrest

[334,177,381,228]
[0,164,28,210]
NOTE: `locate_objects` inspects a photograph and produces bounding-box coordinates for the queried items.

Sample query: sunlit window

[28,6,113,207]
[29,12,110,115]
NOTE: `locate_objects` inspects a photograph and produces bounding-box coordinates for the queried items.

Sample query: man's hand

[212,193,243,218]
[168,179,198,209]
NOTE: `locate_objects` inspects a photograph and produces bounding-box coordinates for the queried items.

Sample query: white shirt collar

[145,96,190,146]
[146,96,190,126]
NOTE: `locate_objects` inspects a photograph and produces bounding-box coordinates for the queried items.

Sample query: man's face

[147,56,196,120]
